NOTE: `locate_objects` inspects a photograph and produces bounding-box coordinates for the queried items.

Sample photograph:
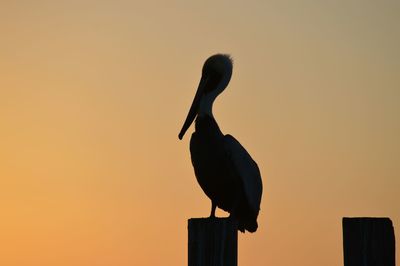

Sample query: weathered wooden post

[188,217,238,266]
[343,217,395,266]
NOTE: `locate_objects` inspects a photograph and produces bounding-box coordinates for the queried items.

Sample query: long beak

[178,77,208,140]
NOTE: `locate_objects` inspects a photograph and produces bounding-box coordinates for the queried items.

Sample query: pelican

[178,54,263,233]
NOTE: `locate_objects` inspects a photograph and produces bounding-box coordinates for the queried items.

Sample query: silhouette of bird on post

[179,54,263,233]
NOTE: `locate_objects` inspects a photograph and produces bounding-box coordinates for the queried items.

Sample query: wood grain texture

[343,217,395,266]
[188,217,237,266]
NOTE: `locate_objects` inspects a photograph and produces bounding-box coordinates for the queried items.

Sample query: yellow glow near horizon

[0,1,399,265]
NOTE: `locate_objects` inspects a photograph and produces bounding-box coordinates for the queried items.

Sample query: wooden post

[188,217,237,266]
[343,217,395,266]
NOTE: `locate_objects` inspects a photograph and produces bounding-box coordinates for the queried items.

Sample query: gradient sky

[1,1,399,265]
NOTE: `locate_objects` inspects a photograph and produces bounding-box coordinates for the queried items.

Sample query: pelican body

[179,54,262,233]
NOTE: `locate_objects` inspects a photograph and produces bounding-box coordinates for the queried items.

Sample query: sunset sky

[1,1,399,265]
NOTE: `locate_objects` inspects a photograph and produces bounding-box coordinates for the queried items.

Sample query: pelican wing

[224,134,262,214]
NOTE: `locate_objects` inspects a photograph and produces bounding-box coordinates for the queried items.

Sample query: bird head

[178,54,233,140]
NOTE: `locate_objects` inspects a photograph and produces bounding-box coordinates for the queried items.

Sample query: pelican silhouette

[178,54,263,233]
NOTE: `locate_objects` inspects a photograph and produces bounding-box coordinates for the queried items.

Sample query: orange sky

[0,1,399,265]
